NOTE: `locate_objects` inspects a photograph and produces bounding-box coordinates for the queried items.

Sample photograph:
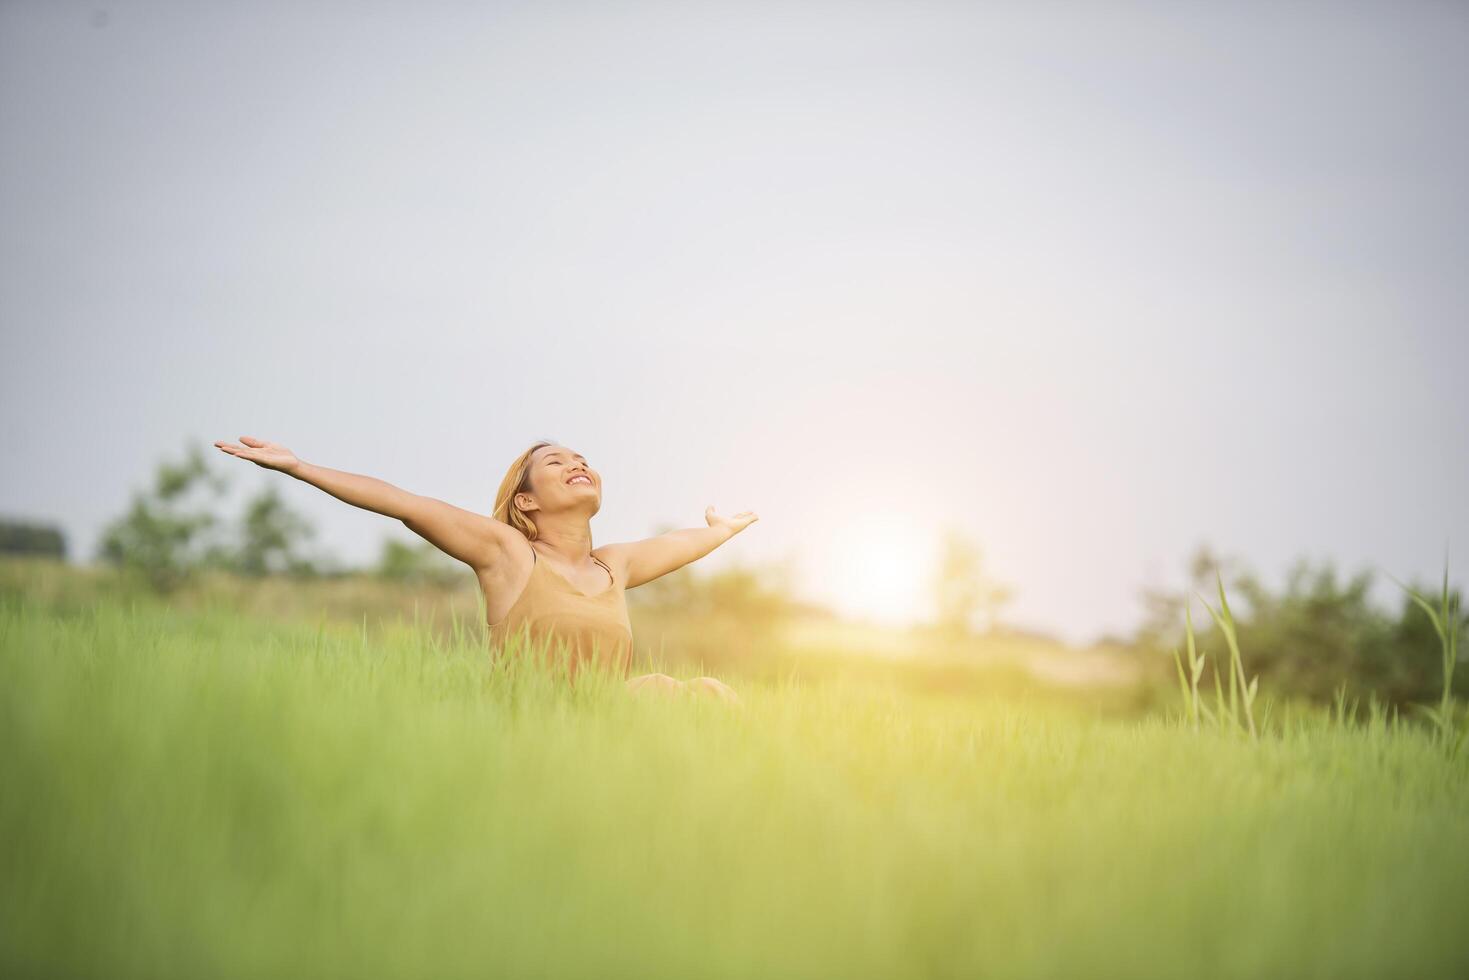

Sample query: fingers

[704,505,759,526]
[705,511,763,525]
[213,441,258,462]
[240,435,265,448]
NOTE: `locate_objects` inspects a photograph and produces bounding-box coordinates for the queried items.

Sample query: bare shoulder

[592,542,633,582]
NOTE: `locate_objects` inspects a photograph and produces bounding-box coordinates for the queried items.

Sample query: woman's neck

[532,517,594,562]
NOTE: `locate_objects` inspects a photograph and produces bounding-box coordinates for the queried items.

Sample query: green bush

[374,537,465,588]
[0,519,67,560]
[1140,547,1465,709]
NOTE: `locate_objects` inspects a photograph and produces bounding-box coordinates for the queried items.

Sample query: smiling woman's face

[520,445,602,513]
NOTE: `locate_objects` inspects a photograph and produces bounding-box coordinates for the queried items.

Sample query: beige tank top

[486,546,634,678]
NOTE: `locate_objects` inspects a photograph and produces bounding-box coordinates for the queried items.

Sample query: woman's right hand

[213,436,302,476]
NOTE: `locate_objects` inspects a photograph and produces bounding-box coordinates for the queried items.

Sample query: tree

[98,445,230,592]
[234,485,318,577]
[930,527,1012,638]
[97,442,327,590]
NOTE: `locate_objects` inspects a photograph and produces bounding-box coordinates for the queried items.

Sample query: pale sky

[3,1,1466,643]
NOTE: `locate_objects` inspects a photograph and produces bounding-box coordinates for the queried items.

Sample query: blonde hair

[492,440,555,541]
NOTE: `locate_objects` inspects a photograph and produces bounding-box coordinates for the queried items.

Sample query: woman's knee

[626,672,683,697]
[685,676,739,703]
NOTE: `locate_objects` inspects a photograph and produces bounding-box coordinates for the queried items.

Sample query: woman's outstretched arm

[599,506,759,589]
[213,435,513,570]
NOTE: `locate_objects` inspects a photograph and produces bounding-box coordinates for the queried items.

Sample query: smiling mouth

[567,475,592,487]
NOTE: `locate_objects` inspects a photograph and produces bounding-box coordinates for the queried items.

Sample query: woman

[212,436,756,701]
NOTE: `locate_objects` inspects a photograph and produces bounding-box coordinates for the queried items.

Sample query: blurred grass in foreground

[2,566,1469,978]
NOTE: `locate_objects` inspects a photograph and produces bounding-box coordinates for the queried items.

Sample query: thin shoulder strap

[592,554,614,585]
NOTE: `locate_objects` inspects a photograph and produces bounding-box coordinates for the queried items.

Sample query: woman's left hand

[705,506,759,536]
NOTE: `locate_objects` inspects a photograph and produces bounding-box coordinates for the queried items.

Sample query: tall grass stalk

[1389,558,1464,746]
[1171,603,1207,730]
[1197,574,1259,739]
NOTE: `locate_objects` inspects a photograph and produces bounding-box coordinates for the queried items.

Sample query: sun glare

[813,516,937,627]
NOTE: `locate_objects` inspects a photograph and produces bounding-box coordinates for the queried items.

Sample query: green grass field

[3,573,1468,979]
